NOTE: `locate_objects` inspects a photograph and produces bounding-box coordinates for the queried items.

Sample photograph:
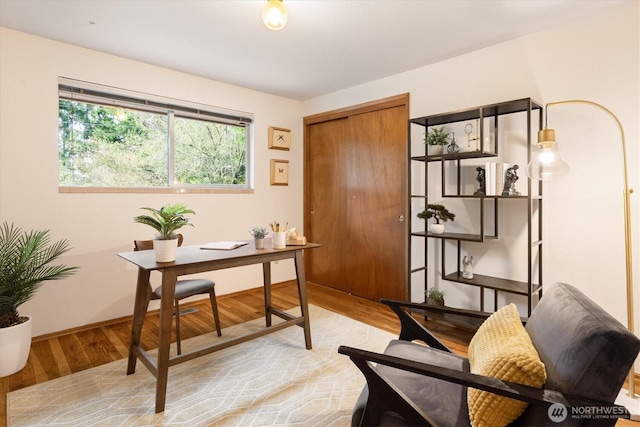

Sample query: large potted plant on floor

[134,203,195,262]
[0,222,79,377]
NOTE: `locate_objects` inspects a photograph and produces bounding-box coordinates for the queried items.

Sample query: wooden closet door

[344,107,407,301]
[305,94,408,302]
[306,118,350,288]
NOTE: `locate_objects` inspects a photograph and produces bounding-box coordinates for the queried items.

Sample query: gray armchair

[339,283,640,426]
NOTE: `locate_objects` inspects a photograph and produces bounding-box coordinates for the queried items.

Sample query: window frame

[58,77,254,194]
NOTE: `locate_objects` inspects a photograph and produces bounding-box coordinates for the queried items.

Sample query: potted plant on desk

[0,222,79,377]
[417,203,455,235]
[134,203,195,262]
[249,226,269,249]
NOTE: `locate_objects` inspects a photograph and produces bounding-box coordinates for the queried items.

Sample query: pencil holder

[272,232,286,249]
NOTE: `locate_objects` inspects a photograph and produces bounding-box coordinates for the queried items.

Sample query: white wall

[303,2,640,348]
[0,28,304,336]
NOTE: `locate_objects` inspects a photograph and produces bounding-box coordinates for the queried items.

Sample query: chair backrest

[517,282,640,426]
[134,234,184,251]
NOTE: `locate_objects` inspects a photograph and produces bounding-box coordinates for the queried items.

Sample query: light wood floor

[1,281,637,426]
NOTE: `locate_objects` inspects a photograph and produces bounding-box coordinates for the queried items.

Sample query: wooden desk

[117,240,320,413]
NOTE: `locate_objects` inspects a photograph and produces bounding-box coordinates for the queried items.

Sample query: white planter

[428,145,444,156]
[429,223,445,234]
[254,238,265,249]
[0,316,32,378]
[153,238,178,262]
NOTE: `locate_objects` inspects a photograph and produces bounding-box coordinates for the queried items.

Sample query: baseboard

[32,280,297,342]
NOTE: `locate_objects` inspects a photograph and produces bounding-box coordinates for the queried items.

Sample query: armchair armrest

[338,345,630,425]
[381,299,495,352]
[381,299,530,352]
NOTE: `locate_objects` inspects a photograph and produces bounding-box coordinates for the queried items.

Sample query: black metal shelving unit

[408,98,544,320]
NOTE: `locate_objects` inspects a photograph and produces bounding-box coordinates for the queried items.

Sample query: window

[58,78,253,192]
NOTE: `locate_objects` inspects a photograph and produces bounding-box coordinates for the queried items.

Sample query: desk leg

[155,269,177,413]
[294,250,312,349]
[263,261,272,327]
[127,269,151,375]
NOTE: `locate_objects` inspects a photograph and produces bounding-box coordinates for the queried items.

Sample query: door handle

[398,215,405,222]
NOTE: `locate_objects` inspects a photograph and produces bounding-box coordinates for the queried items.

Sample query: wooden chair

[134,234,222,355]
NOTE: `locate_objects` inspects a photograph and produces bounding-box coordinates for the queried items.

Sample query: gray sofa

[339,283,640,426]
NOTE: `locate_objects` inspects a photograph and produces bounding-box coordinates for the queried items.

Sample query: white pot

[153,238,178,262]
[428,145,444,156]
[429,223,445,234]
[0,316,32,378]
[255,238,265,249]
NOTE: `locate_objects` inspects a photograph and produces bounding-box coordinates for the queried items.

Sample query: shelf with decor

[408,98,544,321]
[411,230,498,243]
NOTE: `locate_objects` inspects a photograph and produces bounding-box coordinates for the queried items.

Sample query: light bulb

[525,129,570,180]
[538,149,556,165]
[262,0,288,31]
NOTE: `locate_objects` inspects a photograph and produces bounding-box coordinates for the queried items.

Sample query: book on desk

[201,241,249,250]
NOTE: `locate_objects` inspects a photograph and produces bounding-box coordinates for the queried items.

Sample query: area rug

[7,305,396,426]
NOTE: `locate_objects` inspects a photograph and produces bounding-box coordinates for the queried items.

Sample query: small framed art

[270,159,289,185]
[268,126,291,150]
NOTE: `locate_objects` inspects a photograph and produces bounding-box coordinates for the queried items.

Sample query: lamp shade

[262,0,288,30]
[525,128,570,180]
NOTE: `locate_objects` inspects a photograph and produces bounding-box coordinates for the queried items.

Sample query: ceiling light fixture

[262,0,288,31]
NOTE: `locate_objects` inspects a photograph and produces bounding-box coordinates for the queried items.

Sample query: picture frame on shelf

[268,126,291,150]
[270,159,289,185]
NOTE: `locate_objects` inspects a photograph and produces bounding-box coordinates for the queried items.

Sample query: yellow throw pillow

[467,304,546,427]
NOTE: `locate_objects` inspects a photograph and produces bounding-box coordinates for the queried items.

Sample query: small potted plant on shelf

[134,203,195,262]
[424,126,450,156]
[249,226,269,249]
[426,287,446,306]
[0,222,79,377]
[417,203,455,234]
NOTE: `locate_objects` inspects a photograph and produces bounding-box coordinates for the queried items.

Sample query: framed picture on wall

[268,126,291,150]
[270,159,289,185]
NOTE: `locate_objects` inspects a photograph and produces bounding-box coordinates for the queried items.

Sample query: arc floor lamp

[525,100,638,419]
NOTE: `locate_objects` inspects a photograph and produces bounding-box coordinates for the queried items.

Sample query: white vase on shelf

[428,223,445,234]
[428,145,444,156]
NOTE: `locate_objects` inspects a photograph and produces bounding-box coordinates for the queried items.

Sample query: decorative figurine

[474,166,486,196]
[447,132,460,154]
[462,255,474,279]
[502,164,521,196]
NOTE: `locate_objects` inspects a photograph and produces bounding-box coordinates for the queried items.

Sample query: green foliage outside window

[58,100,248,188]
[174,117,246,186]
